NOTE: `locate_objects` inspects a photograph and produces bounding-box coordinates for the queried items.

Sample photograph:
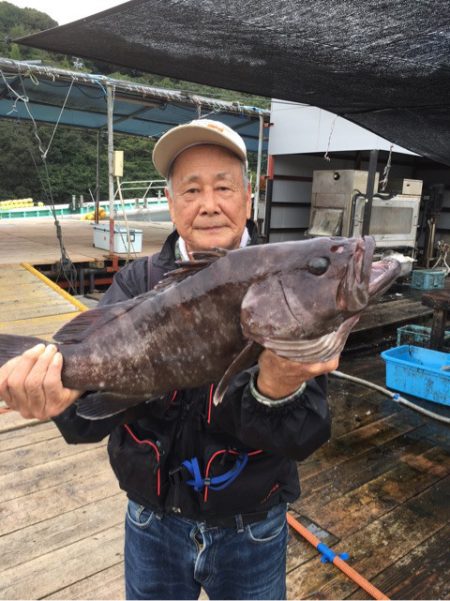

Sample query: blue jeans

[125,500,288,600]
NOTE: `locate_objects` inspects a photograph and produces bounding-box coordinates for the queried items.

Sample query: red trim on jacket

[203,448,264,502]
[124,424,161,496]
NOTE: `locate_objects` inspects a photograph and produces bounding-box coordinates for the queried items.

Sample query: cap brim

[153,124,247,178]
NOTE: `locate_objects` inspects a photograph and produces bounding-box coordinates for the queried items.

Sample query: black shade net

[19,0,450,165]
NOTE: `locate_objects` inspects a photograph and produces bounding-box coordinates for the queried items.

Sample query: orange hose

[286,513,389,600]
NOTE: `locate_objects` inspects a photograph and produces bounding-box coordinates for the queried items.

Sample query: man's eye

[185,188,199,194]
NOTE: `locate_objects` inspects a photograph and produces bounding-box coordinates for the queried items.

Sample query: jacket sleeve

[214,368,331,461]
[52,258,150,444]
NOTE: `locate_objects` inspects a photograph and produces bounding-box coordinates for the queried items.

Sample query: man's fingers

[3,344,46,411]
[23,344,58,419]
[42,352,81,417]
[0,356,23,406]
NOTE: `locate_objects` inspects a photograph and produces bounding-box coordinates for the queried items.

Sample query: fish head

[241,236,401,362]
[279,236,375,336]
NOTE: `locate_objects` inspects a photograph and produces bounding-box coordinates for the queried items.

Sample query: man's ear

[166,187,176,225]
[245,182,252,219]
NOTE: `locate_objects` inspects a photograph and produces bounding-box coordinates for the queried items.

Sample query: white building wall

[268,101,416,156]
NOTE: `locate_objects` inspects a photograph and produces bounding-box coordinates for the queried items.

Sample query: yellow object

[21,263,88,312]
[0,198,34,209]
[113,150,124,177]
[81,208,107,221]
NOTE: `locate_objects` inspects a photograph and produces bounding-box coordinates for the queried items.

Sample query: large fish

[0,236,400,418]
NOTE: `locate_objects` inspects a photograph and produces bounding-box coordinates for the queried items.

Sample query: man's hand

[257,348,339,400]
[0,344,82,420]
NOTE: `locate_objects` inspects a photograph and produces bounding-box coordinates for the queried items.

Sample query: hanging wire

[379,144,394,191]
[42,77,75,159]
[324,114,339,161]
[1,68,79,294]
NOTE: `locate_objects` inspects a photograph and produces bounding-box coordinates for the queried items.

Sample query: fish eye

[307,256,330,275]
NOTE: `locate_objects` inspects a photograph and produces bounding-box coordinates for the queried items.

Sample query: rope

[1,68,79,294]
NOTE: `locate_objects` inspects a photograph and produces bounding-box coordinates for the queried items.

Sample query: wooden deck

[0,216,172,266]
[0,352,448,600]
[0,225,449,599]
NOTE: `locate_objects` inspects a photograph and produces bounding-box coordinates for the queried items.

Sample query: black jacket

[54,224,331,523]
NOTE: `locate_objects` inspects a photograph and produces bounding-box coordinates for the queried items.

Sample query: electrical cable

[330,370,450,424]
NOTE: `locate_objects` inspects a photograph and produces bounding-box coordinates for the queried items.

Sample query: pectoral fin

[75,391,152,420]
[213,341,262,406]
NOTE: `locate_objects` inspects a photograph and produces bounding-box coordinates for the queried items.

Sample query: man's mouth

[195,225,227,231]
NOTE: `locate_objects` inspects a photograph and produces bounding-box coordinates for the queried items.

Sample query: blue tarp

[0,58,268,153]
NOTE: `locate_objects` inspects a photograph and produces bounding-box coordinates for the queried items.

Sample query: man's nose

[199,188,220,214]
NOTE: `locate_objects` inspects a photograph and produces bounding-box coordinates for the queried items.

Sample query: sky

[11,1,125,25]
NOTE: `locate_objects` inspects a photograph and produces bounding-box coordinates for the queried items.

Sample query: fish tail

[0,334,47,367]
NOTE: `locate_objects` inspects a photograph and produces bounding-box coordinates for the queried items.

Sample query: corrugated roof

[0,57,268,153]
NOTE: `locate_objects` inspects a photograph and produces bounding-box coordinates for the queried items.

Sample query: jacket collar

[153,220,259,272]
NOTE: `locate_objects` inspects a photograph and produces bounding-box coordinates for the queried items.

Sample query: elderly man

[0,120,337,600]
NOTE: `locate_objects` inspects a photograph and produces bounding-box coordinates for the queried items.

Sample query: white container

[93,224,143,253]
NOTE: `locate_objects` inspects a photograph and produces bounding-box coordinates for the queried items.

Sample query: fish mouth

[369,258,402,299]
[338,237,374,312]
[262,315,360,363]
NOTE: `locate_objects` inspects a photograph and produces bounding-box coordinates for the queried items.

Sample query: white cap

[152,119,248,179]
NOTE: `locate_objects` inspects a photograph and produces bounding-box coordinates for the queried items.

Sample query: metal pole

[362,149,379,236]
[253,114,264,223]
[106,84,115,255]
[94,130,101,224]
[264,155,275,242]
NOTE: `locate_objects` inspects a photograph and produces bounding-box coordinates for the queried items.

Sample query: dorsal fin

[154,249,227,291]
[53,293,153,344]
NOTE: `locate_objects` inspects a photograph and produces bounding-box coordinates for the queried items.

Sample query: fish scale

[0,236,401,419]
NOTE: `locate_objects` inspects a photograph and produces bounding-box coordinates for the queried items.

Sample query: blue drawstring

[182,454,249,492]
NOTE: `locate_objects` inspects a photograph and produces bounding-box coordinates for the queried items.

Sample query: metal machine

[308,170,422,248]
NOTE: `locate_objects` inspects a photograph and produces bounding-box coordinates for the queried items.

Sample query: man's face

[165,145,252,253]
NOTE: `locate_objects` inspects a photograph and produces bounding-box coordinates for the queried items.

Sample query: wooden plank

[287,476,450,600]
[0,430,105,476]
[0,411,40,434]
[346,525,450,600]
[287,512,339,574]
[0,494,125,572]
[0,291,72,310]
[0,311,79,337]
[0,524,124,600]
[299,459,447,540]
[0,445,110,503]
[298,411,422,481]
[0,420,58,451]
[0,301,77,322]
[297,433,432,506]
[354,299,432,332]
[0,470,119,537]
[46,564,124,600]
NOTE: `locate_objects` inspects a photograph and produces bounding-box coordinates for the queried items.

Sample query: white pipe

[106,84,115,255]
[253,114,265,223]
[331,370,450,424]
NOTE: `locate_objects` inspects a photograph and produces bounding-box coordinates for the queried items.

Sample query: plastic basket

[396,324,450,349]
[410,269,446,290]
[381,345,450,406]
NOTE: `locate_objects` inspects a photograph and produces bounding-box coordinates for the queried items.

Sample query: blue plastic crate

[410,269,446,290]
[396,324,450,349]
[381,345,450,406]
